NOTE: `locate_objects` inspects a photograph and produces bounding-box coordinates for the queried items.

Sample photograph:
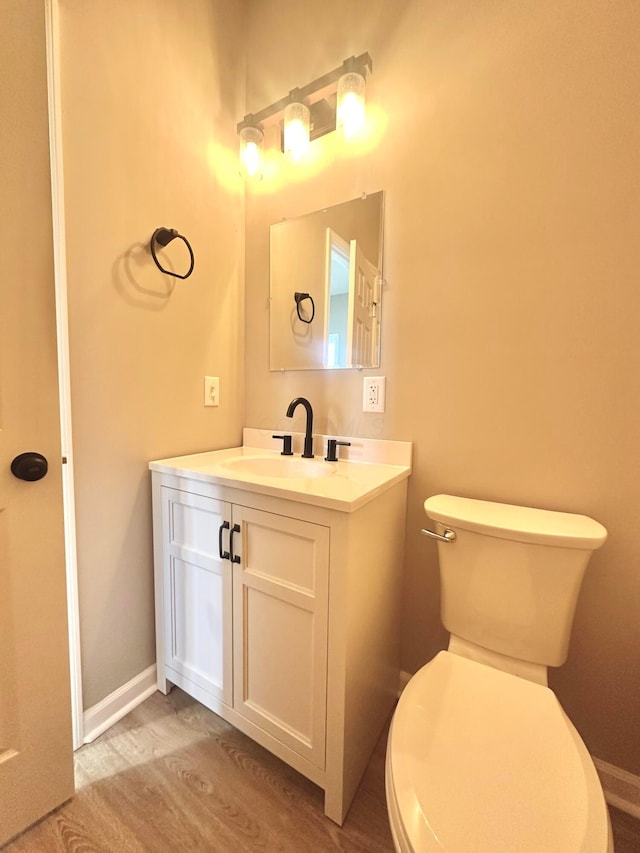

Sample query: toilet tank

[424,495,607,667]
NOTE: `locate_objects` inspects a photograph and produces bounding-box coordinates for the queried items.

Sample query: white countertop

[149,430,412,512]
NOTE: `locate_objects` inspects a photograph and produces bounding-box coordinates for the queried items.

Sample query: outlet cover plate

[363,376,385,413]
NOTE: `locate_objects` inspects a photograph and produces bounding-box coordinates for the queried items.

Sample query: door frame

[45,0,84,750]
[323,228,350,368]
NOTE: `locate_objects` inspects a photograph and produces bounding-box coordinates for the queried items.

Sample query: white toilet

[386,494,613,853]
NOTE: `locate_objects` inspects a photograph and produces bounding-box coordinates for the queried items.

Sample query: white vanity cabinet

[155,483,329,771]
[151,440,410,825]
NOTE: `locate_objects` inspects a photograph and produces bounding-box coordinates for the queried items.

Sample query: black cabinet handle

[230,523,241,564]
[218,521,230,560]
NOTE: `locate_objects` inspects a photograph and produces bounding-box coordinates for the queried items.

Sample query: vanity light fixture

[236,52,372,176]
[283,95,311,161]
[336,65,366,139]
[238,125,264,179]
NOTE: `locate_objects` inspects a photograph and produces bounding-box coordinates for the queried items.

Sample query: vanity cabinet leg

[323,783,347,827]
[157,674,173,695]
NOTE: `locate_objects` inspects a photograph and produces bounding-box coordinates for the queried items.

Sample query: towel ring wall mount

[150,227,195,279]
[294,291,315,324]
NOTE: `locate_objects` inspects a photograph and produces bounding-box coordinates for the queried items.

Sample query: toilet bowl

[386,495,612,853]
[386,652,613,852]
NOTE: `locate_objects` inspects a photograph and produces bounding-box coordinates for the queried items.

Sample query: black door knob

[11,452,48,482]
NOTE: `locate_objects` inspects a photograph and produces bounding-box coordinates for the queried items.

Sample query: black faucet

[286,397,314,458]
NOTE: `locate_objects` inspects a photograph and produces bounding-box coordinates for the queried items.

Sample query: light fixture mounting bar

[236,52,372,133]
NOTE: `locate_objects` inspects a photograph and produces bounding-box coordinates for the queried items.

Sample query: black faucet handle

[324,439,351,462]
[272,434,293,456]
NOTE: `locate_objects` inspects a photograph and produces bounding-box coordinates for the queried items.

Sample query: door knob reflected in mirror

[10,452,48,482]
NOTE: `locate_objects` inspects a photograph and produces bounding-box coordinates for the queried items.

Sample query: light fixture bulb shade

[239,126,263,178]
[336,71,366,139]
[283,101,310,161]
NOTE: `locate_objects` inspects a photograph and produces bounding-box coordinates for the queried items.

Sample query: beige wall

[244,0,640,774]
[60,0,246,708]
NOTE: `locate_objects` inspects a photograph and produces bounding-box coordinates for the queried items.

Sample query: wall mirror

[269,191,384,371]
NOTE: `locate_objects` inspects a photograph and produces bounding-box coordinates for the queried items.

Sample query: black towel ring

[150,227,195,279]
[294,291,315,324]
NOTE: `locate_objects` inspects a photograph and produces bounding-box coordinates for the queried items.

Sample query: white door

[347,241,379,368]
[0,0,75,845]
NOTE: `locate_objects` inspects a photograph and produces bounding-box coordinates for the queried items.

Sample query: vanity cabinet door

[160,487,233,709]
[232,506,330,769]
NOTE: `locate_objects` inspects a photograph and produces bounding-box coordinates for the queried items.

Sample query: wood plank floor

[610,806,640,853]
[4,687,640,851]
[5,688,393,852]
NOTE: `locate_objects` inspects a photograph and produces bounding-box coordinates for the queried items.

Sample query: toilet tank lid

[424,494,607,549]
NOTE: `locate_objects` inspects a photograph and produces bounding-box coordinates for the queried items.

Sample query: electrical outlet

[204,376,220,407]
[363,376,386,413]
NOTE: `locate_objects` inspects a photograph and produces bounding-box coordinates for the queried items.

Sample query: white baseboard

[398,671,640,820]
[83,664,157,744]
[594,757,640,819]
[398,670,412,697]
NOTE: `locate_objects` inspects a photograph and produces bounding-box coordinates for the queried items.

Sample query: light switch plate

[204,376,220,407]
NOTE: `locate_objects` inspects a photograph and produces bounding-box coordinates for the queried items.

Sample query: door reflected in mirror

[270,192,383,371]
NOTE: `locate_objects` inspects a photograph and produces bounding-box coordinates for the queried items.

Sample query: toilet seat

[386,652,611,853]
